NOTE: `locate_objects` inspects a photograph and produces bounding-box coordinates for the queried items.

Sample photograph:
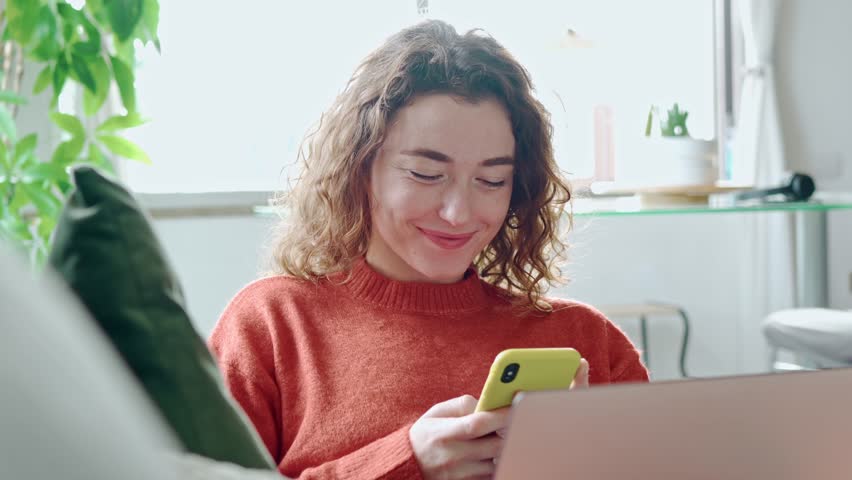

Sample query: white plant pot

[619,137,718,188]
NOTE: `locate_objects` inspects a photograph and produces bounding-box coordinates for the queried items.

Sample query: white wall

[151,216,277,336]
[776,0,852,309]
[560,214,756,380]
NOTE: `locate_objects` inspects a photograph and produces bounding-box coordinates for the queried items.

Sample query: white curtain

[733,0,796,372]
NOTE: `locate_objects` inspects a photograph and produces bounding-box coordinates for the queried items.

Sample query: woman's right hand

[409,395,511,480]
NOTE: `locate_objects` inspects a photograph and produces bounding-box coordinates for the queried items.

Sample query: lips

[417,227,476,250]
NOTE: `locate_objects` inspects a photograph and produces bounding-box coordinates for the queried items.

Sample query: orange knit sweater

[209,259,648,478]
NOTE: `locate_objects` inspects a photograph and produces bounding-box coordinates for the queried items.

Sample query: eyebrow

[400,148,514,167]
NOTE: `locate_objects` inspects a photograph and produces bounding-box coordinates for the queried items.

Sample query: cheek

[477,190,513,227]
[371,176,436,225]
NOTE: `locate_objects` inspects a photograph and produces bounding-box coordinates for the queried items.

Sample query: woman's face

[367,93,515,283]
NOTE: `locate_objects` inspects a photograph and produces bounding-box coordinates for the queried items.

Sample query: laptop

[497,368,852,480]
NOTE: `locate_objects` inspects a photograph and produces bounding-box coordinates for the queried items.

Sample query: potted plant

[0,0,159,266]
[635,102,717,188]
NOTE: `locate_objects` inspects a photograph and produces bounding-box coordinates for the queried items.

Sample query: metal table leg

[675,307,690,378]
[639,315,649,369]
[795,210,828,308]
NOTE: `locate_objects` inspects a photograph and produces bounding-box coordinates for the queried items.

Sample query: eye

[409,171,444,182]
[478,178,506,188]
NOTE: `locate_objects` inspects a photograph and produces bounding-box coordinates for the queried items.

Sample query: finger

[570,358,590,390]
[450,460,496,479]
[459,434,503,461]
[424,394,479,418]
[448,408,511,439]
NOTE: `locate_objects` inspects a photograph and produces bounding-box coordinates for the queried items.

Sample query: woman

[210,20,648,479]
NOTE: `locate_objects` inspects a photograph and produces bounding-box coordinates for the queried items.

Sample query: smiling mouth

[417,227,476,250]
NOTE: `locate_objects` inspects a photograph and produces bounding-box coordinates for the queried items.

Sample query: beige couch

[0,247,286,480]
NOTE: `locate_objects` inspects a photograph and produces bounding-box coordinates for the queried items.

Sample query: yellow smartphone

[475,348,581,412]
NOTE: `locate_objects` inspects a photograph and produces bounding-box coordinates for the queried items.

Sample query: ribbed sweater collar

[342,257,489,315]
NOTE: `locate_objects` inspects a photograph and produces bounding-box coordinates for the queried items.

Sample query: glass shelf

[569,193,852,218]
[254,193,852,218]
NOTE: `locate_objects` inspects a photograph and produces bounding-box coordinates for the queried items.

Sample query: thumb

[570,358,590,390]
[424,394,479,418]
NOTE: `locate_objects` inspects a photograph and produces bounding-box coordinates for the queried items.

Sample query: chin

[409,254,474,283]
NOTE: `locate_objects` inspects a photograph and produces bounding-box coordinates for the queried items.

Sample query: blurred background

[7,0,852,380]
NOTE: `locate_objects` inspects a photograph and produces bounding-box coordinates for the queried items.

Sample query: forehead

[384,93,515,160]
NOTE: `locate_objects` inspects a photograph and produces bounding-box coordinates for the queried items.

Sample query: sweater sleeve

[296,424,423,480]
[606,321,651,383]
[209,292,283,462]
[209,286,424,480]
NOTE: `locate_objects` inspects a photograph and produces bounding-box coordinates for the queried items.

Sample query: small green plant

[644,103,690,137]
[0,0,159,266]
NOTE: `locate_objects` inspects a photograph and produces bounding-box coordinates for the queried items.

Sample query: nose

[438,184,472,227]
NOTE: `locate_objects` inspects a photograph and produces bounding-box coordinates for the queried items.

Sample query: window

[123,0,717,193]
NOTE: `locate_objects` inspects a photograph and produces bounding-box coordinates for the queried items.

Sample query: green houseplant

[645,102,690,137]
[619,102,717,188]
[0,0,158,265]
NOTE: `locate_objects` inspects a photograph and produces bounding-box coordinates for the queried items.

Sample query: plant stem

[1,41,13,91]
[11,43,24,117]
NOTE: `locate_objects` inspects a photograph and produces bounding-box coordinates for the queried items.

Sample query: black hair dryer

[736,173,816,202]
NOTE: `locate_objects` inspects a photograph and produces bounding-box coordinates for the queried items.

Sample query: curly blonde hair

[272,20,572,312]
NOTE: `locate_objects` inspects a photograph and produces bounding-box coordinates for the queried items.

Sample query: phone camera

[501,363,520,383]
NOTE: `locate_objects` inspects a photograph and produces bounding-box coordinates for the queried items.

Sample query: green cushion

[48,166,275,470]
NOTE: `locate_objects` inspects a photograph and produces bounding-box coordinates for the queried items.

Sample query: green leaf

[31,6,61,61]
[57,179,74,195]
[61,16,75,44]
[96,112,148,132]
[20,182,61,218]
[56,3,80,44]
[51,137,86,165]
[115,38,136,66]
[142,0,161,50]
[56,3,78,21]
[72,41,101,57]
[110,55,136,113]
[13,133,38,168]
[84,0,110,26]
[0,91,28,105]
[7,0,41,45]
[15,133,38,155]
[98,134,151,164]
[0,105,18,142]
[83,56,111,116]
[107,0,144,42]
[87,144,115,174]
[60,3,103,59]
[53,56,69,100]
[0,181,7,208]
[8,185,30,212]
[0,142,8,175]
[70,54,98,93]
[49,112,86,138]
[33,65,53,94]
[22,162,69,184]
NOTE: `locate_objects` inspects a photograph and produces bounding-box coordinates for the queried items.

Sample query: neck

[365,237,462,284]
[342,257,489,315]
